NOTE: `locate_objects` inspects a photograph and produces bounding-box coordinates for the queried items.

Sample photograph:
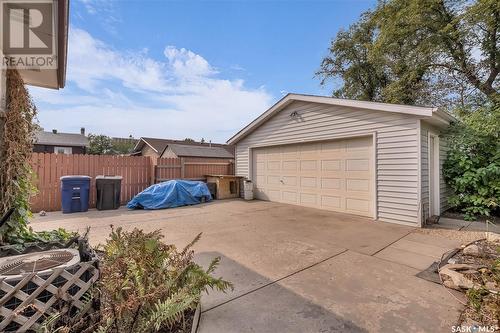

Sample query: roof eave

[227,94,436,145]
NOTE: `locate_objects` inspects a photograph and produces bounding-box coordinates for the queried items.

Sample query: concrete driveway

[31,200,464,332]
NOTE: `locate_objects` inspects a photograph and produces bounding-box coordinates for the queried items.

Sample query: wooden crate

[0,241,99,332]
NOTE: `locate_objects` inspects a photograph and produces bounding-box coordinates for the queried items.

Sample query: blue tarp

[127,179,212,210]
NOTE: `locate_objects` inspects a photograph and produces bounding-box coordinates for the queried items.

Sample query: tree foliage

[88,134,114,155]
[318,0,500,107]
[443,104,500,220]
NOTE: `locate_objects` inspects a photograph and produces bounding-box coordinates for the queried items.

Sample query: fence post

[180,157,185,179]
[150,157,156,184]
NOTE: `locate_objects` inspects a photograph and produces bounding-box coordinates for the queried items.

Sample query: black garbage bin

[96,176,122,210]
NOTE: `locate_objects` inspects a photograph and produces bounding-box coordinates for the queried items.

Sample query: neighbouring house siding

[235,101,421,225]
[420,121,452,223]
[141,145,159,158]
[161,147,177,158]
[33,144,86,154]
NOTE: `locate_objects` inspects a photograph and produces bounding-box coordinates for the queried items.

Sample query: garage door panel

[282,191,298,203]
[252,136,373,217]
[321,159,342,171]
[267,160,280,170]
[282,176,297,186]
[267,175,281,185]
[346,198,370,213]
[282,160,297,171]
[321,195,342,209]
[320,141,344,152]
[300,177,317,188]
[300,193,318,206]
[346,159,370,171]
[346,178,370,192]
[300,160,318,171]
[321,178,342,190]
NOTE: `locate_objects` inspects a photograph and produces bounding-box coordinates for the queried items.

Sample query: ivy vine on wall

[0,70,74,245]
[0,70,38,243]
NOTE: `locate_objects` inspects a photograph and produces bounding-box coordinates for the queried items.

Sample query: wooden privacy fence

[29,153,235,212]
[30,153,151,212]
[154,157,234,183]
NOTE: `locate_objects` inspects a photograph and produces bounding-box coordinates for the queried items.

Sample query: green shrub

[443,105,500,221]
[96,227,232,333]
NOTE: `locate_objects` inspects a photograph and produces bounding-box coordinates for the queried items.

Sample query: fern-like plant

[96,227,232,333]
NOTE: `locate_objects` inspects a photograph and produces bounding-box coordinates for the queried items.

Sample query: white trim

[247,131,376,149]
[247,147,252,179]
[228,93,440,144]
[371,132,378,220]
[417,120,423,226]
[428,132,440,216]
[134,138,159,153]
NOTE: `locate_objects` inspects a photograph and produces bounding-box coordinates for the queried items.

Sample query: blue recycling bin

[60,176,91,213]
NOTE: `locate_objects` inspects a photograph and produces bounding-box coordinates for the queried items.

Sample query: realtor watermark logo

[0,0,57,69]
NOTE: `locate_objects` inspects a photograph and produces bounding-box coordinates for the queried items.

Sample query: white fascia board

[227,93,436,144]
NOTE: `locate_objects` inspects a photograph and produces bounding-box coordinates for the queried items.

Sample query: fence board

[29,153,153,212]
[30,153,235,212]
[155,157,234,182]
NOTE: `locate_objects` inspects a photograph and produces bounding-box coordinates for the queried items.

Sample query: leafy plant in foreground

[96,227,232,333]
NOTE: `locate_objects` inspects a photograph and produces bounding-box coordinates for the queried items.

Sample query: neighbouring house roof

[35,131,89,147]
[133,137,234,156]
[227,93,456,145]
[167,144,234,159]
[134,137,175,154]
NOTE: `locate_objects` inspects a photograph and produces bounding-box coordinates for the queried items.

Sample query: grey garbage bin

[96,176,122,210]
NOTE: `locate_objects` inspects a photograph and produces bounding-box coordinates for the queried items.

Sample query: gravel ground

[413,228,485,246]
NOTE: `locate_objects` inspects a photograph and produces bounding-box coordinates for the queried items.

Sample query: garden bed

[438,237,500,327]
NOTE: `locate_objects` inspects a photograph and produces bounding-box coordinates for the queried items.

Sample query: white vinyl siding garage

[235,100,421,225]
[420,121,452,223]
[252,136,374,217]
[229,94,453,227]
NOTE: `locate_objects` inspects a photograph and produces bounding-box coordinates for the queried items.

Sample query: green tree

[88,134,114,155]
[442,104,500,220]
[318,0,500,107]
[111,139,136,155]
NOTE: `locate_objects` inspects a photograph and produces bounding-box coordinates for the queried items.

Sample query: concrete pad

[403,232,462,250]
[390,238,453,260]
[200,251,462,333]
[374,246,439,271]
[31,200,462,331]
[374,232,460,270]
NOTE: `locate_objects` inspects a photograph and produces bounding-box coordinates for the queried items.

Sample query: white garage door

[252,136,374,217]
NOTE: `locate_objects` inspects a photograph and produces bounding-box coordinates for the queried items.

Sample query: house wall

[235,101,422,226]
[141,145,159,158]
[33,144,86,154]
[160,147,178,158]
[420,121,452,222]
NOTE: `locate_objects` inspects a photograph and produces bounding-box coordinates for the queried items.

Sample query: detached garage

[227,94,455,227]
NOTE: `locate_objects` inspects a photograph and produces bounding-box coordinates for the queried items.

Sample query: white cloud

[30,28,273,142]
[164,46,216,78]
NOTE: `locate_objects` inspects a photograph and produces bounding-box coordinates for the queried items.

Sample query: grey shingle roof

[168,144,234,158]
[35,131,89,147]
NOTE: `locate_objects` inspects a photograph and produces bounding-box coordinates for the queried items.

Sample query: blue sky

[31,0,376,142]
